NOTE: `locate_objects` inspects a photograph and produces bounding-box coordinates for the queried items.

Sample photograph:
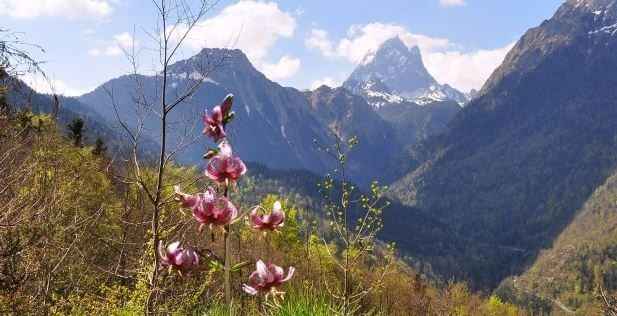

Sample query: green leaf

[231,261,250,272]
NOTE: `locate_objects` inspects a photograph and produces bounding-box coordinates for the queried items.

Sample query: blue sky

[0,0,564,96]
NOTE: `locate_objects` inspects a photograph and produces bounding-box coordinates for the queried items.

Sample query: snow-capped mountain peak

[343,36,469,108]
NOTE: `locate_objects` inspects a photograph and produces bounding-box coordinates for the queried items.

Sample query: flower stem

[224,225,231,305]
[223,185,232,308]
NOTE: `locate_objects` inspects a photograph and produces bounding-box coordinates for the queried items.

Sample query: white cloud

[307,23,449,64]
[175,0,300,81]
[103,46,123,57]
[82,28,96,36]
[306,22,512,91]
[261,56,301,81]
[305,29,335,57]
[89,32,137,57]
[439,0,466,7]
[424,43,514,92]
[336,23,450,64]
[23,73,90,97]
[185,0,296,61]
[87,48,101,57]
[310,77,340,90]
[113,32,136,51]
[0,0,112,19]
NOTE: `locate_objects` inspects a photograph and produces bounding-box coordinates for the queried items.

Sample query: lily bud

[203,148,218,160]
[220,94,233,115]
[223,111,235,125]
[202,94,234,142]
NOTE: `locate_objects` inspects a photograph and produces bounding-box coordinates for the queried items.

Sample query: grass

[198,286,333,316]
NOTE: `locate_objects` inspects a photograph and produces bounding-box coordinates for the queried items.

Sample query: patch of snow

[365,89,404,108]
[189,71,203,81]
[170,72,219,84]
[405,85,463,106]
[203,77,219,84]
[361,83,467,108]
[589,23,617,36]
[280,125,287,139]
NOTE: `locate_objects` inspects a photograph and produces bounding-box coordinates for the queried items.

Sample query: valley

[3,0,617,314]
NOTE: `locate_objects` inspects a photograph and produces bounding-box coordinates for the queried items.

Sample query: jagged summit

[567,0,616,9]
[345,37,435,97]
[343,36,468,108]
[167,47,258,80]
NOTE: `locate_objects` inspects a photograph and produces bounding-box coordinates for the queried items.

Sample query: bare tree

[316,137,393,315]
[104,1,227,313]
[0,29,63,119]
[0,29,44,78]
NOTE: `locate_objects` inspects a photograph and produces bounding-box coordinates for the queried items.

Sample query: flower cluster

[161,94,294,300]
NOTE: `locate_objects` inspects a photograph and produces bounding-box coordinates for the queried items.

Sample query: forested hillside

[498,169,617,315]
[0,108,525,315]
[390,0,617,289]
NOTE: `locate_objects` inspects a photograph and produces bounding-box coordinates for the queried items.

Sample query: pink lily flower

[205,142,247,184]
[249,201,285,231]
[193,194,238,227]
[175,186,238,228]
[174,185,208,209]
[242,260,295,297]
[158,241,200,272]
[203,94,233,142]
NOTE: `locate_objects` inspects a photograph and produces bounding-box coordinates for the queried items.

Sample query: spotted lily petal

[159,241,200,273]
[244,260,294,295]
[281,267,295,282]
[205,143,247,184]
[249,201,285,231]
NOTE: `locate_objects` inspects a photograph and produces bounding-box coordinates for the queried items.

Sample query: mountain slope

[244,163,487,282]
[305,86,409,184]
[80,49,333,173]
[4,78,154,155]
[376,100,461,149]
[498,168,617,314]
[78,48,409,186]
[390,0,617,288]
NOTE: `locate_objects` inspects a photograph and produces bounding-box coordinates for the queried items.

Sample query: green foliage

[483,296,520,316]
[263,287,332,316]
[0,112,528,315]
[92,137,107,155]
[0,114,124,314]
[66,117,84,147]
[496,169,617,314]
